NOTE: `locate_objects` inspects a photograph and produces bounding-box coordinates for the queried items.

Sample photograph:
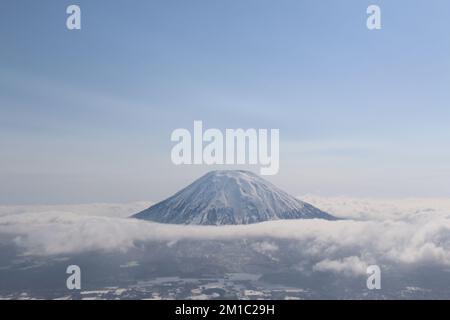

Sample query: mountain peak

[133,170,336,225]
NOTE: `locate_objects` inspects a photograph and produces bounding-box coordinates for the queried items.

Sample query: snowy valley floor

[1,196,450,299]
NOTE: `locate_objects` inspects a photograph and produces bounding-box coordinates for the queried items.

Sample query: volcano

[133,170,336,225]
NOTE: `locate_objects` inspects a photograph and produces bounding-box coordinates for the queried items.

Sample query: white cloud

[313,256,368,276]
[251,241,279,254]
[0,202,152,218]
[300,194,450,221]
[0,197,450,273]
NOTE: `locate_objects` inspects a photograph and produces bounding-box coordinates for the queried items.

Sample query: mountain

[132,170,336,225]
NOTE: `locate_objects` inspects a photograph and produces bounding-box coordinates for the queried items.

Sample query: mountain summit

[133,170,336,225]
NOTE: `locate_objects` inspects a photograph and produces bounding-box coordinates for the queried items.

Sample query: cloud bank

[1,197,450,276]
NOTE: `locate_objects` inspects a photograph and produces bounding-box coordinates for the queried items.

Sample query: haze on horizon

[1,0,450,204]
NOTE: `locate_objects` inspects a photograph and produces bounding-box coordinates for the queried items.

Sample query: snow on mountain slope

[133,170,336,225]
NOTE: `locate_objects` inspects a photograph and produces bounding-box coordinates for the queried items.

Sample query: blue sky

[1,0,450,204]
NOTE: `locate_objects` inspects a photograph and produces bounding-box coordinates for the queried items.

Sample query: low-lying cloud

[1,197,450,276]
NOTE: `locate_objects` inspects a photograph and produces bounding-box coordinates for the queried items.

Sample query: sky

[1,0,450,204]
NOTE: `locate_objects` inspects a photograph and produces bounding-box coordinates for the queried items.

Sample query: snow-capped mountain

[133,170,336,225]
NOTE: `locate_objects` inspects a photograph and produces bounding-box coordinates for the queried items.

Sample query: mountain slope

[133,170,336,225]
